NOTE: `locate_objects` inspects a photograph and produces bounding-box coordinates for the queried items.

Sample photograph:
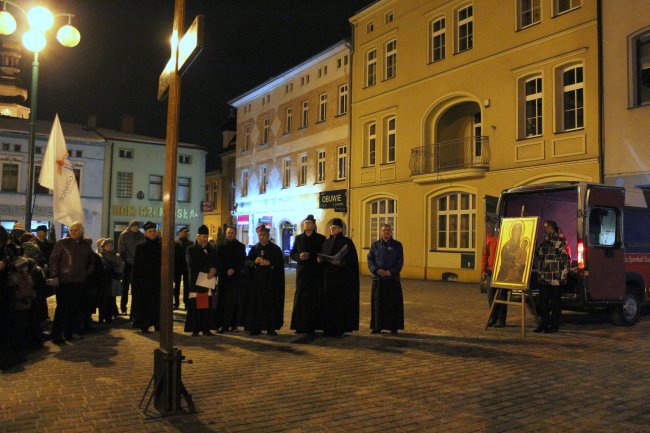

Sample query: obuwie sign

[319,189,347,212]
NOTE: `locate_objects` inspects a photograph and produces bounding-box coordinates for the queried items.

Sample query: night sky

[20,0,375,169]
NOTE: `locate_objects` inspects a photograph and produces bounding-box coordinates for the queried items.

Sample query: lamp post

[0,1,80,231]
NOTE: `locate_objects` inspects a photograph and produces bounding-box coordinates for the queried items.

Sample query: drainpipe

[346,28,354,239]
[597,0,605,183]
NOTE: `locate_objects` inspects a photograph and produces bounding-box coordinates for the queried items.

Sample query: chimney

[121,114,134,134]
[86,114,97,130]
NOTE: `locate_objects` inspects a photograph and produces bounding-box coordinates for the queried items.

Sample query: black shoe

[371,330,382,334]
[217,327,226,334]
[493,321,506,328]
[533,326,547,333]
[267,330,278,336]
[203,330,215,336]
[544,327,559,334]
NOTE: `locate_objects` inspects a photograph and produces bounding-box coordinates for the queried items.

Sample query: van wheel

[611,291,640,326]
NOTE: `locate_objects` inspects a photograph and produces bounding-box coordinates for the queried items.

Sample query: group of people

[482,218,570,333]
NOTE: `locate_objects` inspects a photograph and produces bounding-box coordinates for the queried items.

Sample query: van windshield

[502,188,578,263]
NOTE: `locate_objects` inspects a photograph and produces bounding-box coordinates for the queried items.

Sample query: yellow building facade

[349,0,600,281]
[230,41,351,252]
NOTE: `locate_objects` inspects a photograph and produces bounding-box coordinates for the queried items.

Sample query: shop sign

[258,216,272,225]
[319,189,347,212]
[111,205,198,220]
[237,215,249,225]
[201,201,214,212]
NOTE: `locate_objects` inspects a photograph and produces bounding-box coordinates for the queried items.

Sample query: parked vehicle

[496,182,650,325]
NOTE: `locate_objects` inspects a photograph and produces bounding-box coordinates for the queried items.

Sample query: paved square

[2,270,650,432]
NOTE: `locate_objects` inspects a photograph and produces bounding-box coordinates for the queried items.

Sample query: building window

[149,175,163,201]
[366,49,377,87]
[344,55,348,65]
[561,65,584,131]
[367,21,374,33]
[262,117,270,144]
[1,143,9,151]
[337,145,347,180]
[631,30,650,107]
[244,125,252,152]
[14,144,21,152]
[116,171,133,198]
[457,5,473,53]
[366,122,376,166]
[179,154,192,164]
[211,180,219,206]
[318,92,327,122]
[241,171,249,197]
[298,154,307,186]
[430,17,446,62]
[384,116,396,163]
[520,0,541,29]
[317,150,326,183]
[437,193,476,250]
[35,146,42,154]
[260,166,268,194]
[282,158,291,189]
[75,150,83,158]
[555,0,581,15]
[368,198,397,246]
[301,100,309,128]
[73,168,82,194]
[119,149,133,159]
[521,76,543,137]
[385,11,394,23]
[177,177,191,203]
[285,107,293,133]
[385,39,397,80]
[1,163,18,192]
[338,84,348,115]
[337,58,342,69]
[204,181,211,203]
[33,165,49,194]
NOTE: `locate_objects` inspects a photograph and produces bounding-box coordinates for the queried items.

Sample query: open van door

[585,185,625,301]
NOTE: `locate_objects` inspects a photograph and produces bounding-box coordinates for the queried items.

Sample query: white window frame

[337,84,348,115]
[523,75,543,138]
[436,193,476,251]
[318,92,327,122]
[317,150,326,183]
[116,171,133,198]
[456,5,474,53]
[368,198,397,247]
[430,16,446,63]
[630,30,650,107]
[385,39,397,80]
[118,148,133,159]
[262,117,270,145]
[519,0,541,29]
[555,0,581,16]
[337,145,347,180]
[1,161,19,192]
[148,174,163,201]
[282,158,291,189]
[560,65,584,131]
[385,10,394,23]
[259,166,268,194]
[177,177,191,203]
[301,100,309,128]
[298,154,307,186]
[367,21,374,33]
[366,48,377,87]
[366,122,376,167]
[384,116,396,164]
[241,170,249,197]
[285,107,293,134]
[179,154,192,164]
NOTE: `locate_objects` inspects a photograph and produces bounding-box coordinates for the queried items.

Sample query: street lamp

[0,1,80,231]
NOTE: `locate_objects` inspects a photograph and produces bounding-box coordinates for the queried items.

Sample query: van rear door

[585,186,625,301]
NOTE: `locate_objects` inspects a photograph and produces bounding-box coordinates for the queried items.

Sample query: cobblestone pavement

[3,270,650,433]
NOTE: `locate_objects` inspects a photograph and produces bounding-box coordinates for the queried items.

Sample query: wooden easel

[485,285,537,336]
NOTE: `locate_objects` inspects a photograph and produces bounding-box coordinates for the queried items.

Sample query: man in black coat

[215,226,246,333]
[35,225,53,269]
[174,226,192,309]
[184,225,218,336]
[318,218,359,337]
[290,214,326,334]
[244,225,285,336]
[131,222,161,333]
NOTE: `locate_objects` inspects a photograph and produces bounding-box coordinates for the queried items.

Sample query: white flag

[38,114,85,227]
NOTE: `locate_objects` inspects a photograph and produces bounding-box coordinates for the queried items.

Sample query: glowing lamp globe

[0,11,17,35]
[22,30,46,53]
[56,24,80,47]
[27,6,54,32]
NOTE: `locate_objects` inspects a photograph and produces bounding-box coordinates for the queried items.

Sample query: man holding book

[184,225,218,336]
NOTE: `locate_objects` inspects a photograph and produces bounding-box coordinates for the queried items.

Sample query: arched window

[435,192,476,250]
[368,198,397,246]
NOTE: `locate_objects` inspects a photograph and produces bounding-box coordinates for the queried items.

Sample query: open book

[318,244,348,264]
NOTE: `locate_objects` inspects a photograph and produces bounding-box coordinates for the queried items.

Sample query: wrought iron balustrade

[409,136,490,176]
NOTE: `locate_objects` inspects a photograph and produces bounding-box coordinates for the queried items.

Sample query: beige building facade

[230,41,351,253]
[349,0,600,281]
[602,1,650,196]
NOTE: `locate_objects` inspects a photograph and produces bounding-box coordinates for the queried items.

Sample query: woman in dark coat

[184,225,218,336]
[214,226,246,333]
[131,222,161,333]
[318,218,360,337]
[98,239,124,324]
[243,225,285,335]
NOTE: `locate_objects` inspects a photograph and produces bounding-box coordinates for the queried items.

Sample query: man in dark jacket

[215,226,246,333]
[49,221,95,343]
[290,215,326,334]
[35,225,53,269]
[367,224,404,335]
[184,225,218,336]
[318,218,359,337]
[117,220,145,315]
[174,226,192,309]
[244,225,285,336]
[131,222,161,333]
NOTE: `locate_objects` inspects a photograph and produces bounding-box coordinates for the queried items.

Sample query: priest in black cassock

[184,225,218,336]
[367,223,404,334]
[318,218,360,337]
[215,226,246,333]
[290,215,326,334]
[131,221,161,334]
[243,225,285,335]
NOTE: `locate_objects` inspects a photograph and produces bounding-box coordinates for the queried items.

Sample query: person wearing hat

[117,220,145,315]
[35,225,54,268]
[289,215,326,334]
[318,218,360,337]
[174,226,192,309]
[243,224,285,336]
[131,222,161,333]
[214,226,246,333]
[97,238,124,324]
[184,225,218,336]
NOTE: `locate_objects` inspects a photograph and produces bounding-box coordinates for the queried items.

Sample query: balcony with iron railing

[409,136,490,183]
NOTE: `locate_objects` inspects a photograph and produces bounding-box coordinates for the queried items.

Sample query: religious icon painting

[492,217,539,290]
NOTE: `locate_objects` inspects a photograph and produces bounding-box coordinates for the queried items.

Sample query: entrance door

[281,222,293,254]
[585,186,625,301]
